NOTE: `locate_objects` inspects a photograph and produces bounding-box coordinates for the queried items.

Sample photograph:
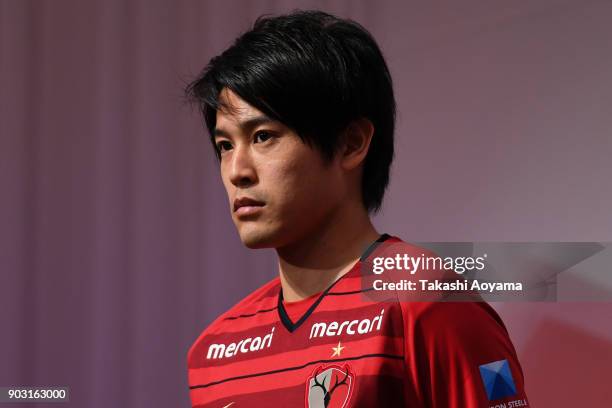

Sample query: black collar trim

[277,233,391,333]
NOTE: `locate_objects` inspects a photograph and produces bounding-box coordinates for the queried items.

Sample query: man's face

[213,89,345,249]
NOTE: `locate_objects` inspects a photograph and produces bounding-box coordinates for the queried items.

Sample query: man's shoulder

[188,277,280,352]
[378,235,439,258]
[400,300,507,332]
[216,276,281,324]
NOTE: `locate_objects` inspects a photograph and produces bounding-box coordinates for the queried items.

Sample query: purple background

[1,0,611,406]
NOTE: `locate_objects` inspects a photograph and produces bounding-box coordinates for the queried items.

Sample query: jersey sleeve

[401,301,530,408]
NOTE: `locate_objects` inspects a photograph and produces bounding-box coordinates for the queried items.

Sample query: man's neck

[276,201,380,302]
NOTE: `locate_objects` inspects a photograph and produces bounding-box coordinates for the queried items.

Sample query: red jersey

[187,235,530,407]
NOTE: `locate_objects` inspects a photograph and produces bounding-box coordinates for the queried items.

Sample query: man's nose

[228,145,257,187]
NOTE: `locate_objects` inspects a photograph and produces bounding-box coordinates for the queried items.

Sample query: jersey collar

[277,233,391,333]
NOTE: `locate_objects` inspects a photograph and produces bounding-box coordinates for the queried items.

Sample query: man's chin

[238,229,279,249]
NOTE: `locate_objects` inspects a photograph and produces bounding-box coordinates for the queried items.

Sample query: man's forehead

[217,88,262,124]
[214,88,280,137]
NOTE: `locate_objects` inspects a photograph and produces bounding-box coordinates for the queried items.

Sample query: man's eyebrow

[213,115,277,138]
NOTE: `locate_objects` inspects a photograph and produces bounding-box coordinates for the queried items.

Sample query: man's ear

[340,118,374,170]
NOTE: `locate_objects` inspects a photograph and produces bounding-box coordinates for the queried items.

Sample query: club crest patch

[305,364,354,408]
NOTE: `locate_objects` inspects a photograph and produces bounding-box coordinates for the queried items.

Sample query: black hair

[185,9,395,213]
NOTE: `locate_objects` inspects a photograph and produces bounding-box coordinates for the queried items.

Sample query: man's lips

[233,197,265,215]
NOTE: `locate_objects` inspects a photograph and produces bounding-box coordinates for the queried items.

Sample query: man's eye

[254,131,273,143]
[216,141,233,153]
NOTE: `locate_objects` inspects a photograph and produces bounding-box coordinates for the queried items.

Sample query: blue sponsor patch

[479,359,517,401]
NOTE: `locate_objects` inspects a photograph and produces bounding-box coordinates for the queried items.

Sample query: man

[185,10,529,407]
